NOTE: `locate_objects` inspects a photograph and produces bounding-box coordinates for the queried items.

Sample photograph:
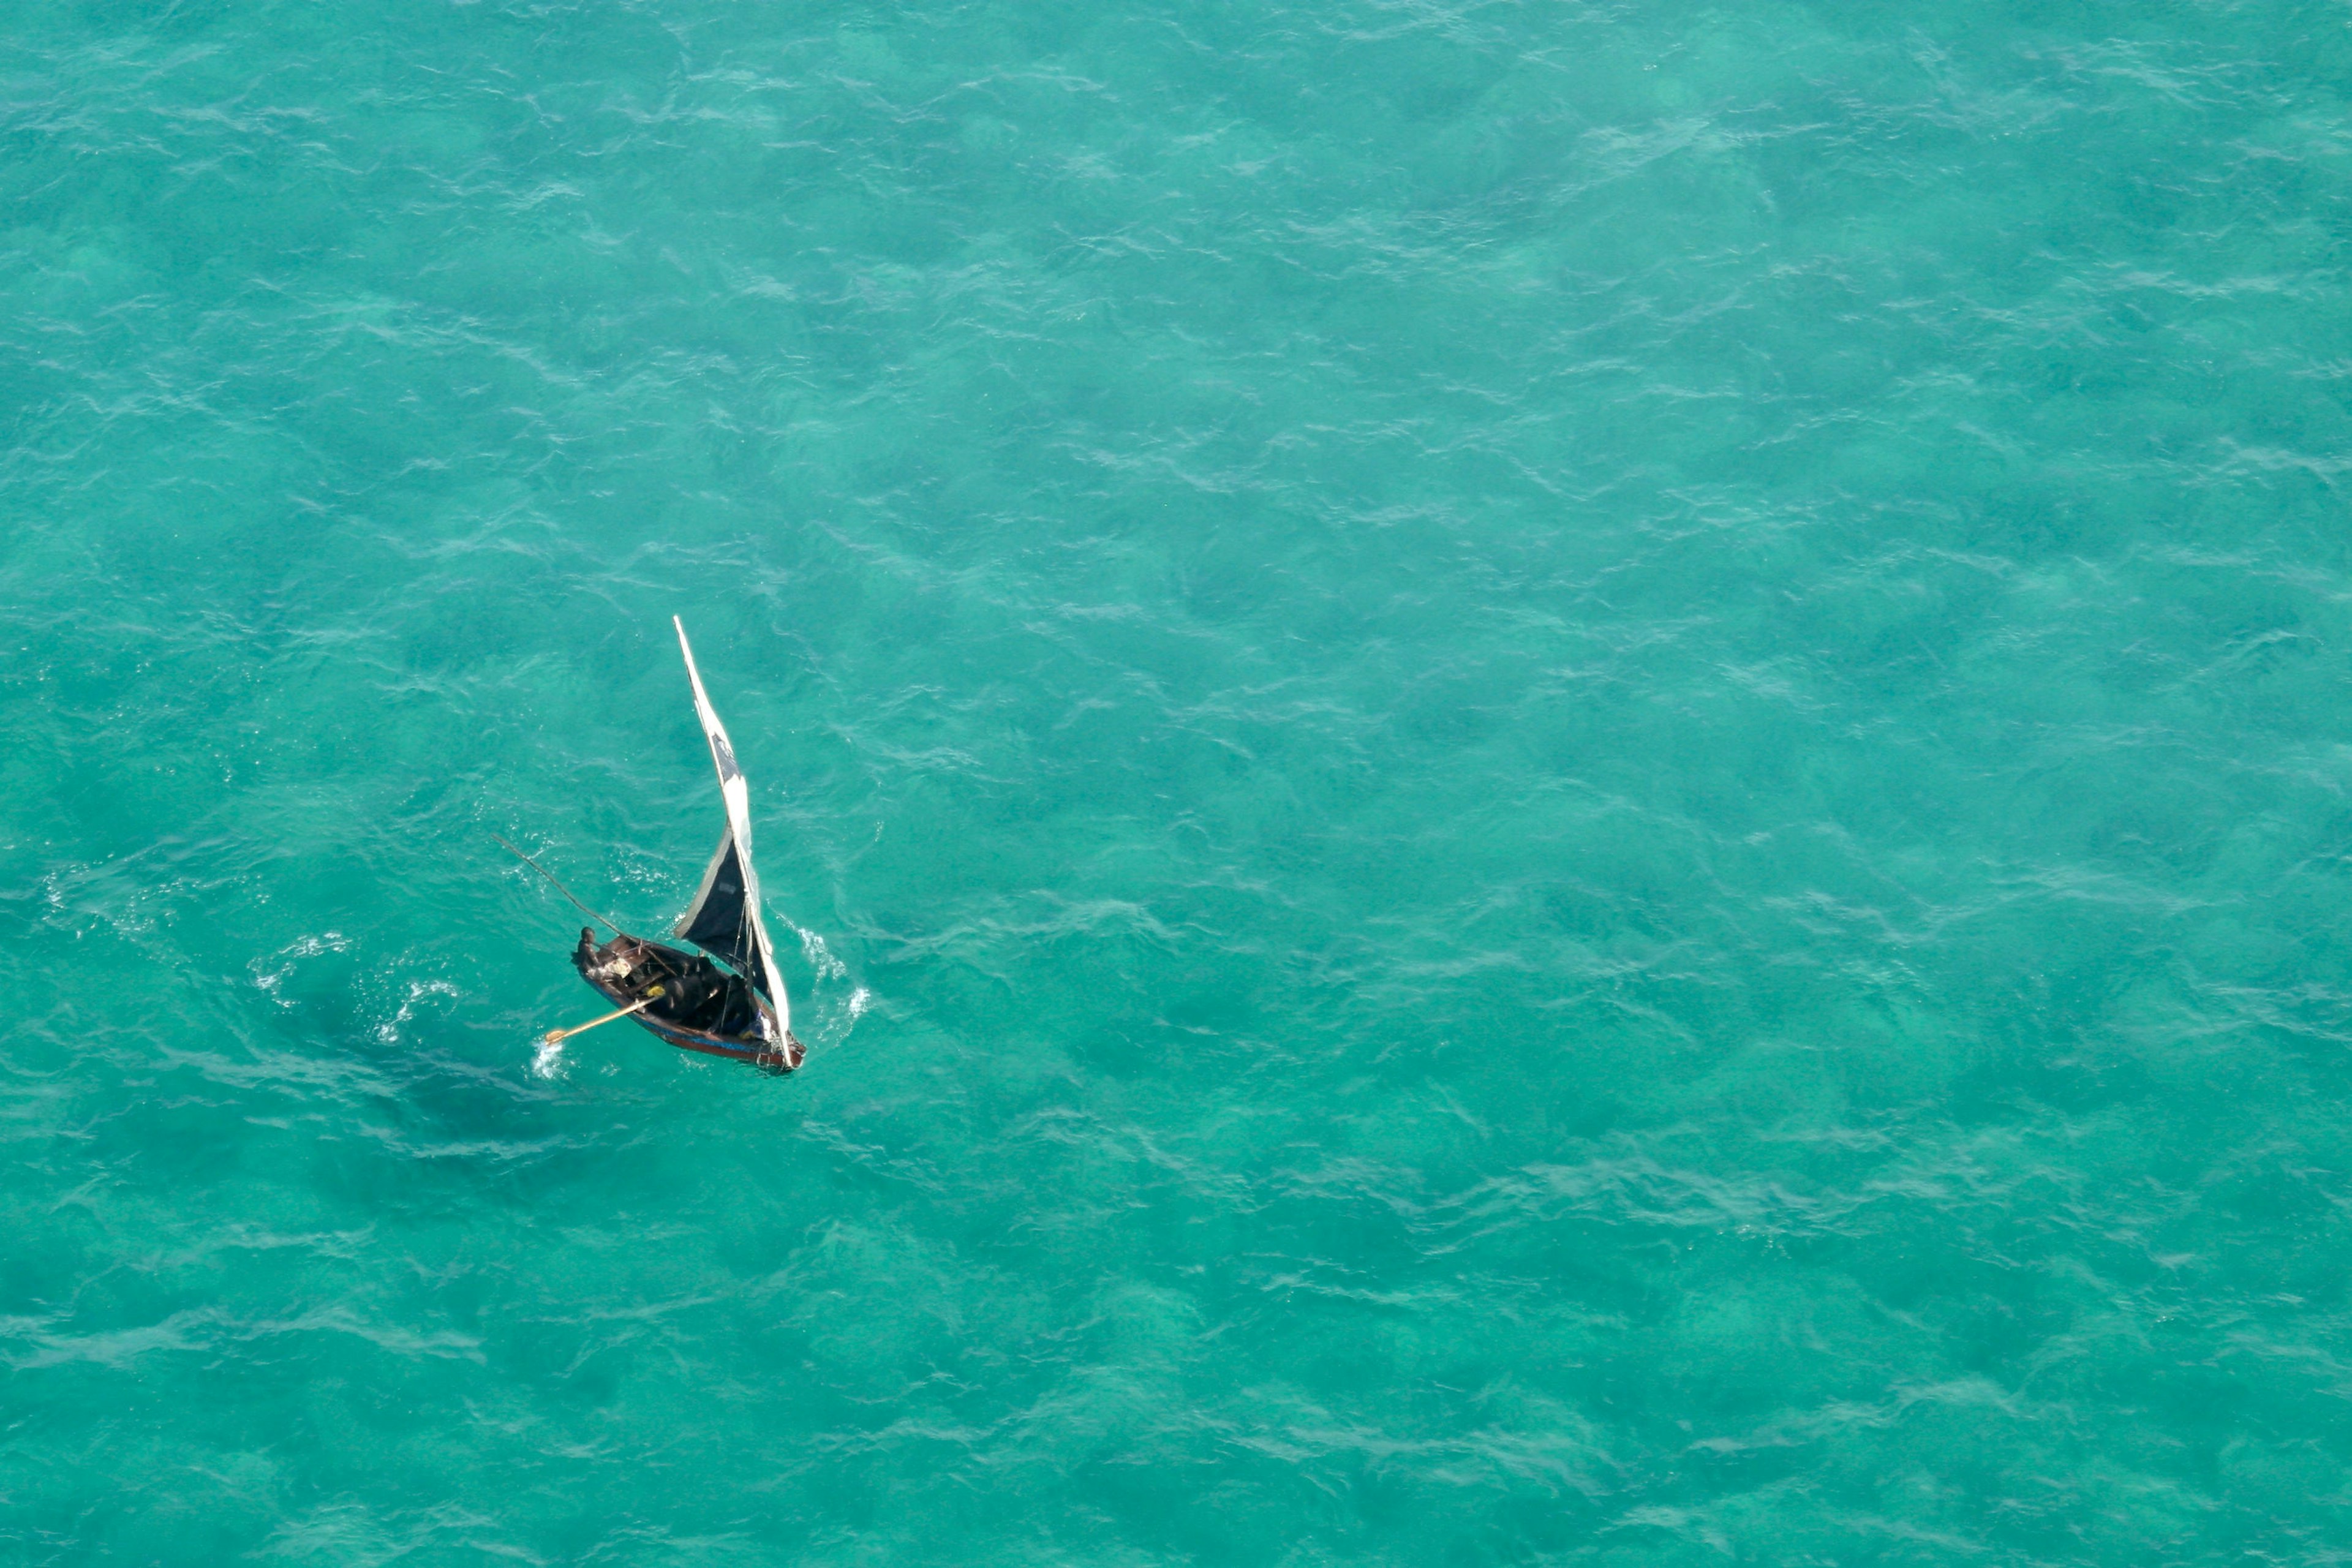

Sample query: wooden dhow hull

[574,927,804,1072]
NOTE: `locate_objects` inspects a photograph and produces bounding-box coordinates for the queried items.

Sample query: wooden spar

[543,986,663,1046]
[492,833,622,935]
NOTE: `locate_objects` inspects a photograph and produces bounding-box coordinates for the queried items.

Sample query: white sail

[670,617,790,1047]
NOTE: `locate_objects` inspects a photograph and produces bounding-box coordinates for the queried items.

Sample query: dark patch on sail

[709,731,742,784]
[676,837,771,1000]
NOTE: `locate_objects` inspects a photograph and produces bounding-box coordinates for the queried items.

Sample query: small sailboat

[543,619,804,1072]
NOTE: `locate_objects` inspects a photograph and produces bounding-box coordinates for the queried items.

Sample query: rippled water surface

[8,1,2352,1561]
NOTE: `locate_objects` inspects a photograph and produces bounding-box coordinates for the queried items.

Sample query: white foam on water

[374,978,457,1046]
[797,924,846,982]
[248,931,351,1008]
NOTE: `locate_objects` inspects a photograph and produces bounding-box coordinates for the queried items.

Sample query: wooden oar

[543,986,663,1046]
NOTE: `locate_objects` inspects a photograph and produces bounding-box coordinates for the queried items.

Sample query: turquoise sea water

[8,0,2352,1560]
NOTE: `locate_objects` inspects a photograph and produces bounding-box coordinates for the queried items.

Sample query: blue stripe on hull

[581,975,797,1072]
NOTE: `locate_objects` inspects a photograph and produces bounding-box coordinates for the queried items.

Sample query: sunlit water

[7,1,2352,1561]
